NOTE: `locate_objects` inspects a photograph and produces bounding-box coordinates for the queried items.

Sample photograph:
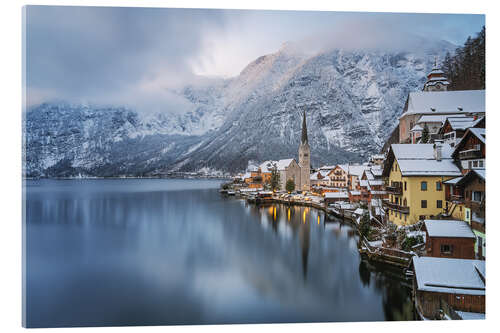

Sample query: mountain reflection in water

[25,179,413,327]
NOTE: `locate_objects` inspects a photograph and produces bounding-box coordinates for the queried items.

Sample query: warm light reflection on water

[25,179,414,328]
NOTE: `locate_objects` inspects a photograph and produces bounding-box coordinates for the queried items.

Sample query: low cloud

[25,6,484,113]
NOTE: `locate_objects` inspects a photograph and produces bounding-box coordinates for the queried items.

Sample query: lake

[24,179,413,327]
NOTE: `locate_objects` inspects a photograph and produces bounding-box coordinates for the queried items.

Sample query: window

[468,161,472,169]
[472,191,483,202]
[419,215,426,221]
[403,198,407,206]
[479,160,484,168]
[473,161,478,168]
[399,212,402,219]
[421,200,427,208]
[404,181,407,191]
[440,244,453,254]
[436,181,442,191]
[404,214,407,221]
[437,200,442,208]
[421,181,427,191]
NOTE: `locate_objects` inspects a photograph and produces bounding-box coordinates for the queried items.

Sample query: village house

[327,164,349,189]
[438,116,484,147]
[451,127,485,173]
[412,256,485,320]
[382,143,462,226]
[423,220,476,259]
[347,164,368,190]
[445,169,485,260]
[324,191,349,205]
[369,154,385,166]
[310,169,330,187]
[397,62,485,144]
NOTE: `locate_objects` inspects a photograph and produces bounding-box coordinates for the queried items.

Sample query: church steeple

[423,56,449,92]
[301,110,308,144]
[298,110,310,192]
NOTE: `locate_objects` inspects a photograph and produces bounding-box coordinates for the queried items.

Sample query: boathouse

[412,256,485,319]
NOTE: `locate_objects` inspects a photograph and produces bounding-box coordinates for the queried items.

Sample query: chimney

[433,141,443,161]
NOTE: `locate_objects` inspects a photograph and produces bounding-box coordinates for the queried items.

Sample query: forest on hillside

[442,26,485,90]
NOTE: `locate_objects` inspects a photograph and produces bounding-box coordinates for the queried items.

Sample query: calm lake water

[24,179,413,327]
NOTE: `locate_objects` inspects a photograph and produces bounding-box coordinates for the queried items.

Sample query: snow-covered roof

[348,164,368,177]
[402,90,485,118]
[428,68,445,76]
[370,167,383,177]
[410,124,423,132]
[413,256,485,295]
[397,159,461,177]
[243,172,252,180]
[338,164,349,172]
[443,176,462,185]
[359,179,370,187]
[391,144,454,160]
[371,154,385,160]
[350,191,361,196]
[324,192,349,198]
[390,144,461,177]
[474,169,485,180]
[353,208,365,215]
[275,158,294,171]
[368,179,384,186]
[310,170,329,180]
[445,116,478,131]
[320,165,336,171]
[259,160,275,173]
[259,159,295,172]
[418,114,465,125]
[424,220,475,239]
[455,311,485,320]
[468,128,485,144]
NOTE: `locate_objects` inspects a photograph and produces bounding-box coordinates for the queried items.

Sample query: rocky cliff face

[24,39,455,177]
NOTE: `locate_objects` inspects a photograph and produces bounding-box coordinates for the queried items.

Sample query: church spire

[301,110,308,144]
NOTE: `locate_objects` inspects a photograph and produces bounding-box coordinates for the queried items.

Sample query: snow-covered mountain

[24,39,455,177]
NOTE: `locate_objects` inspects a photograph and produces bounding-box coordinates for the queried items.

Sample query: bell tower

[423,57,449,92]
[298,110,311,192]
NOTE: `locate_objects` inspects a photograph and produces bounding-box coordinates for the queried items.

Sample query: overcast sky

[25,6,484,111]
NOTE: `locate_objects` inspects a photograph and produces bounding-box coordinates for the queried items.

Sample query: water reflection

[25,179,413,327]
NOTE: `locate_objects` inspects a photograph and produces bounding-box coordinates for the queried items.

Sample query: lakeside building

[382,143,462,226]
[327,164,349,188]
[412,256,485,319]
[240,111,311,192]
[444,169,485,260]
[423,220,476,259]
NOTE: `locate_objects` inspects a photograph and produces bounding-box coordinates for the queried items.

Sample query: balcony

[386,185,402,195]
[383,201,410,214]
[450,194,464,203]
[459,146,483,160]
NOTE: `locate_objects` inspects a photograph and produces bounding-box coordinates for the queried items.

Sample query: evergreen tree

[421,124,430,143]
[286,179,295,193]
[443,26,485,90]
[270,166,280,191]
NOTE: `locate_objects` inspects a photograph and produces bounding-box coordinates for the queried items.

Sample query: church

[256,110,311,192]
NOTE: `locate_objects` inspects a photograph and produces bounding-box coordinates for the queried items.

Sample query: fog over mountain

[24,36,455,177]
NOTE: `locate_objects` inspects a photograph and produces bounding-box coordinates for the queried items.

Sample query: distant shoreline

[24,176,231,181]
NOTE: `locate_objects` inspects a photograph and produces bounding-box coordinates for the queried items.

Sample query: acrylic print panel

[22,5,485,327]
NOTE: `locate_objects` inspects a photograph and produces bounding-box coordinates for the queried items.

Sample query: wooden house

[423,220,476,259]
[451,127,485,173]
[412,256,485,319]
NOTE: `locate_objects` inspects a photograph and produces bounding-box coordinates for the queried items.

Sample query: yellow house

[382,143,462,226]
